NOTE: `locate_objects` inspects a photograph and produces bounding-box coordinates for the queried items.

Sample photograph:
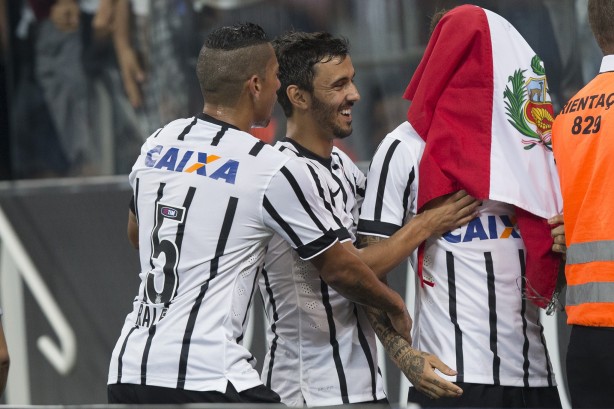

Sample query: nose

[348,82,360,102]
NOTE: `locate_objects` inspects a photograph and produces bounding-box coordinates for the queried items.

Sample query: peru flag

[404,5,563,308]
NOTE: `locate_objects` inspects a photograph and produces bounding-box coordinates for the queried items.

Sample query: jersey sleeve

[358,136,418,238]
[264,158,340,260]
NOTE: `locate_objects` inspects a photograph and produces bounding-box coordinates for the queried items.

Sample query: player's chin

[253,118,271,128]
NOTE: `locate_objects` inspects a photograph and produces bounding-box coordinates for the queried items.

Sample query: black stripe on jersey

[447,251,464,382]
[263,196,337,259]
[331,172,349,210]
[134,178,140,224]
[321,280,349,404]
[305,163,345,230]
[519,249,531,386]
[263,196,302,247]
[210,197,238,277]
[236,265,261,344]
[485,252,501,385]
[116,326,137,383]
[141,325,156,385]
[171,187,196,299]
[280,166,329,233]
[197,112,240,131]
[357,219,401,238]
[374,139,400,221]
[152,127,164,138]
[539,319,555,387]
[177,197,238,388]
[353,305,378,401]
[249,140,266,156]
[332,152,356,198]
[401,168,415,225]
[177,281,209,389]
[355,183,365,199]
[211,126,229,146]
[261,267,280,389]
[177,117,197,141]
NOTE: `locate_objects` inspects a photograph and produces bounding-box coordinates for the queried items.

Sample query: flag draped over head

[404,5,563,309]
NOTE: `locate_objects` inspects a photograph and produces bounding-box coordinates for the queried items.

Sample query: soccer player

[107,22,411,404]
[259,31,477,406]
[358,6,563,408]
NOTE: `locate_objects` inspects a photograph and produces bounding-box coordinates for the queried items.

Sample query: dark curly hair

[273,31,350,118]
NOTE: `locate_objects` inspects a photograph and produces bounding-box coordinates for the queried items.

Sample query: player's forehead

[313,55,355,84]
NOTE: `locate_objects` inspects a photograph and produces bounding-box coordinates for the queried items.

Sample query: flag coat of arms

[404,5,563,308]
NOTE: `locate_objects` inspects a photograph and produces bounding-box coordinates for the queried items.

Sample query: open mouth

[340,108,352,120]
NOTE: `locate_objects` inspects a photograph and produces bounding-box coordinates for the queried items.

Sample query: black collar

[282,137,333,170]
[196,112,240,131]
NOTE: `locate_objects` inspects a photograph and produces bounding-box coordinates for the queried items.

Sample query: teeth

[341,109,351,116]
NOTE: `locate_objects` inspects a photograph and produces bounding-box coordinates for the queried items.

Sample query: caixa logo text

[145,145,238,184]
[443,215,521,243]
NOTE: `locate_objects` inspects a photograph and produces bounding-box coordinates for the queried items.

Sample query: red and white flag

[404,5,563,308]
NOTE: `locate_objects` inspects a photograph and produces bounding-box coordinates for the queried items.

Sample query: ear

[247,74,261,98]
[287,84,309,111]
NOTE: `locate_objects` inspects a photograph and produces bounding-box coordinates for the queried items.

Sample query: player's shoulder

[373,121,424,158]
[273,139,301,158]
[387,121,423,146]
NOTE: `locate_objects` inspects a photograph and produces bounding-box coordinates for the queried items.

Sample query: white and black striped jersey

[108,114,340,393]
[358,121,556,387]
[259,139,386,406]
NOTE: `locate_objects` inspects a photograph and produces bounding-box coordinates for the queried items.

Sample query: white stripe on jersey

[259,139,386,406]
[108,114,340,393]
[358,121,556,387]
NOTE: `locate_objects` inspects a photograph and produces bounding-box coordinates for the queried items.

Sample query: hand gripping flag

[404,5,563,309]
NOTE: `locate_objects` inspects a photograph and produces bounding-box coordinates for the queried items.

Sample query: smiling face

[309,55,360,139]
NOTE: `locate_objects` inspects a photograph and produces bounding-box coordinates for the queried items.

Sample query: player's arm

[363,302,462,399]
[309,241,412,341]
[351,190,479,280]
[127,196,138,249]
[266,160,412,341]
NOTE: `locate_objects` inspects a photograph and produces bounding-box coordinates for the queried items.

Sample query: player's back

[109,114,292,393]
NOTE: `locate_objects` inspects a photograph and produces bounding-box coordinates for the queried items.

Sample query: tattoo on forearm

[365,306,426,386]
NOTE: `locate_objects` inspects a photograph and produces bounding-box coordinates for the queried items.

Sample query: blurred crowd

[0,0,602,181]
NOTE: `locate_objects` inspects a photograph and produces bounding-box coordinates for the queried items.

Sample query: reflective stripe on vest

[567,240,614,265]
[566,282,614,306]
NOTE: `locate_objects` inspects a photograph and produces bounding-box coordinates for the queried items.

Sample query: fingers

[428,355,457,376]
[552,229,566,244]
[552,243,567,254]
[417,376,463,399]
[548,214,564,225]
[549,216,566,255]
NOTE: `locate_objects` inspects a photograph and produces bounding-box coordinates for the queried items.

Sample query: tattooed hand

[399,349,463,399]
[365,306,463,399]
